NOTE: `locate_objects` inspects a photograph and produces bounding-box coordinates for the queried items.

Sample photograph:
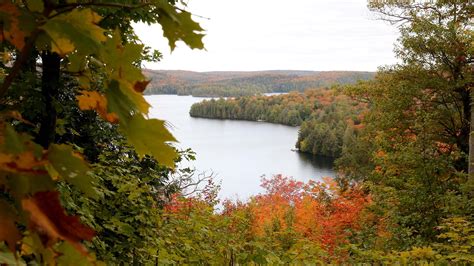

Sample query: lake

[146,95,335,200]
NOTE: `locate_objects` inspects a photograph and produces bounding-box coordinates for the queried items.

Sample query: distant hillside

[143,69,375,97]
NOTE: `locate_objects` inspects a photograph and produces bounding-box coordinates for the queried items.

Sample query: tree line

[190,89,366,158]
[144,70,375,97]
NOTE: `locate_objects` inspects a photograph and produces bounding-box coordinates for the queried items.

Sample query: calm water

[146,95,335,200]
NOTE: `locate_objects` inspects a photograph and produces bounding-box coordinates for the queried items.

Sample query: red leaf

[22,191,95,253]
[133,80,150,93]
[0,200,21,252]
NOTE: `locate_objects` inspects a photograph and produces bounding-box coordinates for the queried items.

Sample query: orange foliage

[375,150,386,158]
[22,191,95,255]
[76,90,118,123]
[375,165,384,174]
[248,175,371,254]
[0,2,26,49]
[164,175,372,260]
[0,152,48,175]
[435,141,454,154]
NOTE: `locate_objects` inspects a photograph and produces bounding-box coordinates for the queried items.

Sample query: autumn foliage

[161,175,372,263]
[190,89,367,157]
[249,176,370,254]
[0,0,205,263]
[144,69,374,97]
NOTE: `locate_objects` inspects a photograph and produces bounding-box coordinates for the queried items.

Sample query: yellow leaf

[51,37,75,57]
[77,90,118,123]
[77,91,104,110]
[1,50,11,64]
[20,236,34,256]
[41,8,106,56]
[119,80,150,114]
[44,163,60,180]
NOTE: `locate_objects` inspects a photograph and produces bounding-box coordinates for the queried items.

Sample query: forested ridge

[144,69,375,97]
[0,0,473,265]
[190,89,366,158]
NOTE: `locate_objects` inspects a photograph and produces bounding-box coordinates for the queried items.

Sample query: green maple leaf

[106,80,148,121]
[101,32,150,114]
[106,82,177,167]
[100,32,145,83]
[124,114,177,167]
[56,243,91,266]
[157,1,205,51]
[47,144,97,198]
[41,8,106,56]
[2,124,31,154]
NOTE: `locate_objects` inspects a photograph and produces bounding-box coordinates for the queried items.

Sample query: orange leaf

[104,112,119,123]
[0,200,21,252]
[22,191,95,254]
[77,90,118,123]
[0,2,26,49]
[0,218,20,252]
[77,91,106,111]
[375,150,386,158]
[0,152,47,175]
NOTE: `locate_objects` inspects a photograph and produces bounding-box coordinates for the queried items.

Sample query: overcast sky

[134,0,400,72]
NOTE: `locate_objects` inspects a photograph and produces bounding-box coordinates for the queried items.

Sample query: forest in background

[0,0,473,265]
[190,89,366,158]
[143,69,374,97]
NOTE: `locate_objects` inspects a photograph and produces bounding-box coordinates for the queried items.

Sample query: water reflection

[297,152,335,170]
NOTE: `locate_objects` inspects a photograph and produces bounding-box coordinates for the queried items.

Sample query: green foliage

[337,0,474,256]
[157,3,205,51]
[59,148,178,264]
[296,99,357,158]
[435,217,474,262]
[41,8,106,56]
[0,0,205,263]
[47,144,96,198]
[349,217,474,264]
[340,69,473,249]
[124,114,177,166]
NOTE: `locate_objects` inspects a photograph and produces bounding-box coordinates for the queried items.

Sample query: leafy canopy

[0,0,205,263]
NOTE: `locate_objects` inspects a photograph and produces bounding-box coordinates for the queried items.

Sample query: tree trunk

[229,249,234,266]
[37,52,60,148]
[469,88,474,178]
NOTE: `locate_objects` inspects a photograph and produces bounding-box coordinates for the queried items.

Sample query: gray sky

[134,0,400,72]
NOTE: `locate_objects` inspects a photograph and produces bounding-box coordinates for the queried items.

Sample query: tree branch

[56,1,151,10]
[0,29,41,100]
